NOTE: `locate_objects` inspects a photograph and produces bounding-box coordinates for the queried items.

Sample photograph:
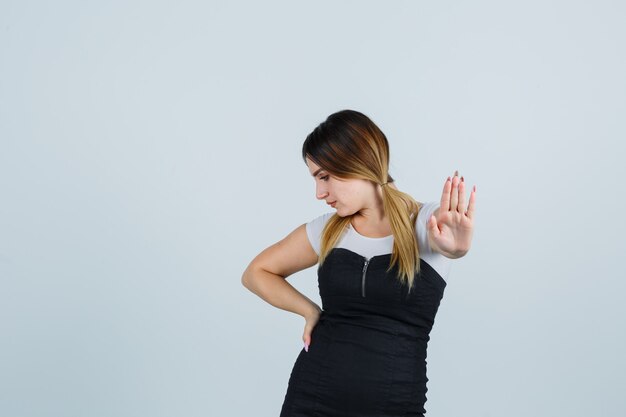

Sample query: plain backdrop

[1,1,625,416]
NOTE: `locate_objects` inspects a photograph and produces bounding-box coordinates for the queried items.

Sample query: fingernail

[304,343,309,352]
[447,176,451,182]
[461,176,464,182]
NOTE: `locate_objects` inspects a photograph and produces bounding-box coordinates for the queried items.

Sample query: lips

[328,201,336,207]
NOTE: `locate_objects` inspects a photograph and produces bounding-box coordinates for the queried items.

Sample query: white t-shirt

[305,201,452,281]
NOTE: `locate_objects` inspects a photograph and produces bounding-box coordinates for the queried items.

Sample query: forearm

[242,266,321,318]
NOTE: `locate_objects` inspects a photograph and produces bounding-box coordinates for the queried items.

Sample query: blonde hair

[302,109,424,293]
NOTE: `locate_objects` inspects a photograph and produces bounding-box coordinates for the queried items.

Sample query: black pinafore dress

[279,247,447,417]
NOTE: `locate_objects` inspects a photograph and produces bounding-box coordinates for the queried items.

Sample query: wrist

[303,303,321,319]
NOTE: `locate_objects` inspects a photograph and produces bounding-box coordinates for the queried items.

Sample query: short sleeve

[415,201,440,254]
[305,212,335,256]
[415,200,452,280]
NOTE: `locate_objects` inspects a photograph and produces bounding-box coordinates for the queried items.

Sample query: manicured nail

[446,176,451,182]
[461,176,464,182]
[304,343,309,352]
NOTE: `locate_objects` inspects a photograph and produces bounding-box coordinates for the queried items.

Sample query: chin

[334,207,352,217]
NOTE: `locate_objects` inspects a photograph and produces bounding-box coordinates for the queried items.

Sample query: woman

[242,109,476,417]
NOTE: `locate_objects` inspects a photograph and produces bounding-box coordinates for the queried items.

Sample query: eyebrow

[311,168,324,177]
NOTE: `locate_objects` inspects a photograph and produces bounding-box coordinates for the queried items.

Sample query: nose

[316,184,328,200]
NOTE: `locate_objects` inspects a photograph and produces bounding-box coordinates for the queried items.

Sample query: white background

[1,1,625,416]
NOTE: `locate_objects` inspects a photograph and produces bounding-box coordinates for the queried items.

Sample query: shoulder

[416,201,440,225]
[414,200,452,278]
[305,212,335,256]
[306,211,334,230]
[414,201,441,254]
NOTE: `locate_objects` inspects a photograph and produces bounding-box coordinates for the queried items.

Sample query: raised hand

[427,170,476,258]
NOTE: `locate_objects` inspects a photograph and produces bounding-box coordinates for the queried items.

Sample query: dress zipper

[361,258,370,297]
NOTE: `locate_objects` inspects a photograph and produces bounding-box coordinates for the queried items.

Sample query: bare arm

[241,223,321,319]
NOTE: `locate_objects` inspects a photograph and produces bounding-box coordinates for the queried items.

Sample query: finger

[466,185,476,220]
[450,172,459,212]
[458,176,467,213]
[428,214,439,235]
[441,176,451,211]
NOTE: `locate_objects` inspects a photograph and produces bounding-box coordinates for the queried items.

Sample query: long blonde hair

[302,109,424,292]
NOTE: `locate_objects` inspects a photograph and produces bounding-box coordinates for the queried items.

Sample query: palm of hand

[427,171,476,257]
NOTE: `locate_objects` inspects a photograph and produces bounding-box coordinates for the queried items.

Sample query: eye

[320,175,329,181]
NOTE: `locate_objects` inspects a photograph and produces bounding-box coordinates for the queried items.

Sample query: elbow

[241,263,261,289]
[241,265,253,288]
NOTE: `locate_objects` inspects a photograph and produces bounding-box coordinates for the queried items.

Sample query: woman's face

[306,157,373,216]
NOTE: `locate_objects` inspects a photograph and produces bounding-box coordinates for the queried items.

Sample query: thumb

[428,214,438,234]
